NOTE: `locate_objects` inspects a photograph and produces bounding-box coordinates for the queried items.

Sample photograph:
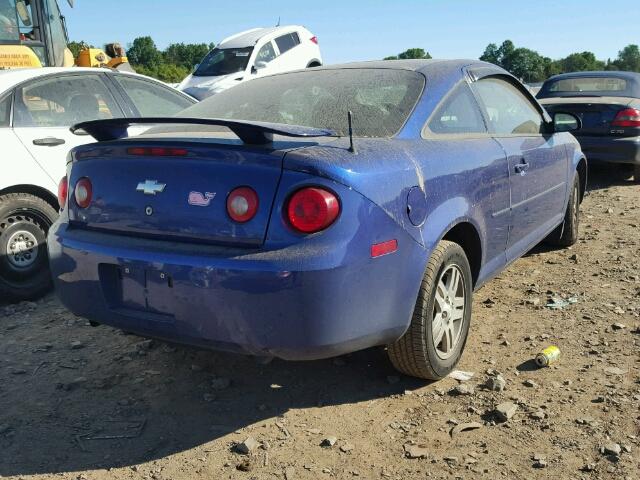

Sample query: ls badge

[188,191,216,207]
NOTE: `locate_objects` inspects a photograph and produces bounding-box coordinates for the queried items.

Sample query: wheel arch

[0,184,59,212]
[306,60,322,68]
[441,221,482,288]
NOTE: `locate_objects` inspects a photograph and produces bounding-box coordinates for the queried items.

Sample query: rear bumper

[575,135,640,165]
[48,225,425,361]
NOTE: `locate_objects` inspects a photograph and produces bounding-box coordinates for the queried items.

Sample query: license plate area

[99,264,175,318]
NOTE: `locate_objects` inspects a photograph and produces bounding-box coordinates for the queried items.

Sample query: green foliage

[127,36,162,68]
[480,40,640,82]
[557,51,605,72]
[135,63,190,83]
[164,42,214,70]
[384,48,432,60]
[120,37,217,83]
[609,44,640,72]
[67,40,93,59]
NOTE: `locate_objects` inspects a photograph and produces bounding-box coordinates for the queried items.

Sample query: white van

[179,26,322,100]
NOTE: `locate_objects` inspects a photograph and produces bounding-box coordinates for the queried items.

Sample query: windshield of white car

[193,47,253,77]
[177,68,426,138]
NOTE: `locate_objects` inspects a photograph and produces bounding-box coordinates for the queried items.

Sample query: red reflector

[371,239,398,258]
[310,36,319,45]
[74,177,93,209]
[227,187,259,223]
[612,108,640,127]
[58,175,68,209]
[127,147,188,156]
[287,187,340,233]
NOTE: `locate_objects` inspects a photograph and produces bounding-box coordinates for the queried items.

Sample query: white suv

[179,25,322,100]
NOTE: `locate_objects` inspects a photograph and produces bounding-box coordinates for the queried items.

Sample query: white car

[0,67,196,302]
[178,25,322,100]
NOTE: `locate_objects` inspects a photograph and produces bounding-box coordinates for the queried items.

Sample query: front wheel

[0,193,58,302]
[388,240,473,380]
[545,175,580,247]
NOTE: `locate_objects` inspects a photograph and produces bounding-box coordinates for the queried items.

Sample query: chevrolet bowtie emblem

[136,180,166,195]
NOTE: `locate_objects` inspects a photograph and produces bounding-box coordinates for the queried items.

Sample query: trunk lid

[541,97,636,136]
[68,138,293,246]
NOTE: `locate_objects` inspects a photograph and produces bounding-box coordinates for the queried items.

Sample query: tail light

[58,176,68,209]
[127,147,189,156]
[310,36,319,45]
[287,187,340,233]
[227,187,259,223]
[74,177,93,209]
[612,108,640,127]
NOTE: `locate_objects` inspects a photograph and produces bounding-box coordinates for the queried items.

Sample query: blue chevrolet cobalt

[48,60,586,380]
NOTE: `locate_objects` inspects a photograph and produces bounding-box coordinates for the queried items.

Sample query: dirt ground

[1,166,638,480]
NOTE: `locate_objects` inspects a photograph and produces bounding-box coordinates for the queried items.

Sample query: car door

[423,81,510,279]
[471,75,568,261]
[0,90,56,192]
[11,72,125,184]
[270,32,303,72]
[250,40,279,78]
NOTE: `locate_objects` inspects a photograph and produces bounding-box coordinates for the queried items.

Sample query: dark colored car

[49,60,586,380]
[538,71,640,181]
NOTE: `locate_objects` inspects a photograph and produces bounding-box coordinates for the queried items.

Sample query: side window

[0,93,11,127]
[473,77,543,135]
[255,42,276,64]
[13,74,124,127]
[113,76,194,117]
[428,83,486,135]
[275,33,299,54]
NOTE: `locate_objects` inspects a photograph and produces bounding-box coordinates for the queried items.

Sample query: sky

[60,0,639,64]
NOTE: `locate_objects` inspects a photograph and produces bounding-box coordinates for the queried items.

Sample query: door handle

[514,159,530,175]
[33,137,66,147]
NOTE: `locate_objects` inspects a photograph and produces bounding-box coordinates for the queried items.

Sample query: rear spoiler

[71,118,335,145]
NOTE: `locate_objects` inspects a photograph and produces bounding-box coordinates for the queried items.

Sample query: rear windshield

[178,68,425,137]
[194,47,253,77]
[538,76,635,98]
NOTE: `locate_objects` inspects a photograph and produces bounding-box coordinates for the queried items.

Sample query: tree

[505,48,550,82]
[480,43,501,65]
[611,44,640,72]
[164,42,213,70]
[67,40,93,59]
[558,52,604,72]
[127,36,162,68]
[136,63,190,83]
[384,48,432,60]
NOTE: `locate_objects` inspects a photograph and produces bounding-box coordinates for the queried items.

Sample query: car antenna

[347,110,356,153]
[276,16,281,27]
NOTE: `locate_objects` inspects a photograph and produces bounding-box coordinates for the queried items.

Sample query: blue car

[48,60,586,379]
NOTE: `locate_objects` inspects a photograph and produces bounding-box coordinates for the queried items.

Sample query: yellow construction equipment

[0,0,132,70]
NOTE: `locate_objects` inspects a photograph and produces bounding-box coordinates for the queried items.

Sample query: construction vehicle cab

[0,0,131,70]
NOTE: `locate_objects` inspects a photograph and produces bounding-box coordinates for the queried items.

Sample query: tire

[545,175,580,247]
[634,164,640,183]
[0,193,58,302]
[388,240,473,380]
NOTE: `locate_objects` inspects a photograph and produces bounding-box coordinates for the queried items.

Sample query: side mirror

[553,112,581,133]
[254,60,268,70]
[16,0,33,26]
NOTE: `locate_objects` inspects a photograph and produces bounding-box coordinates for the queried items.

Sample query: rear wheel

[545,175,580,247]
[388,240,472,380]
[0,193,57,302]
